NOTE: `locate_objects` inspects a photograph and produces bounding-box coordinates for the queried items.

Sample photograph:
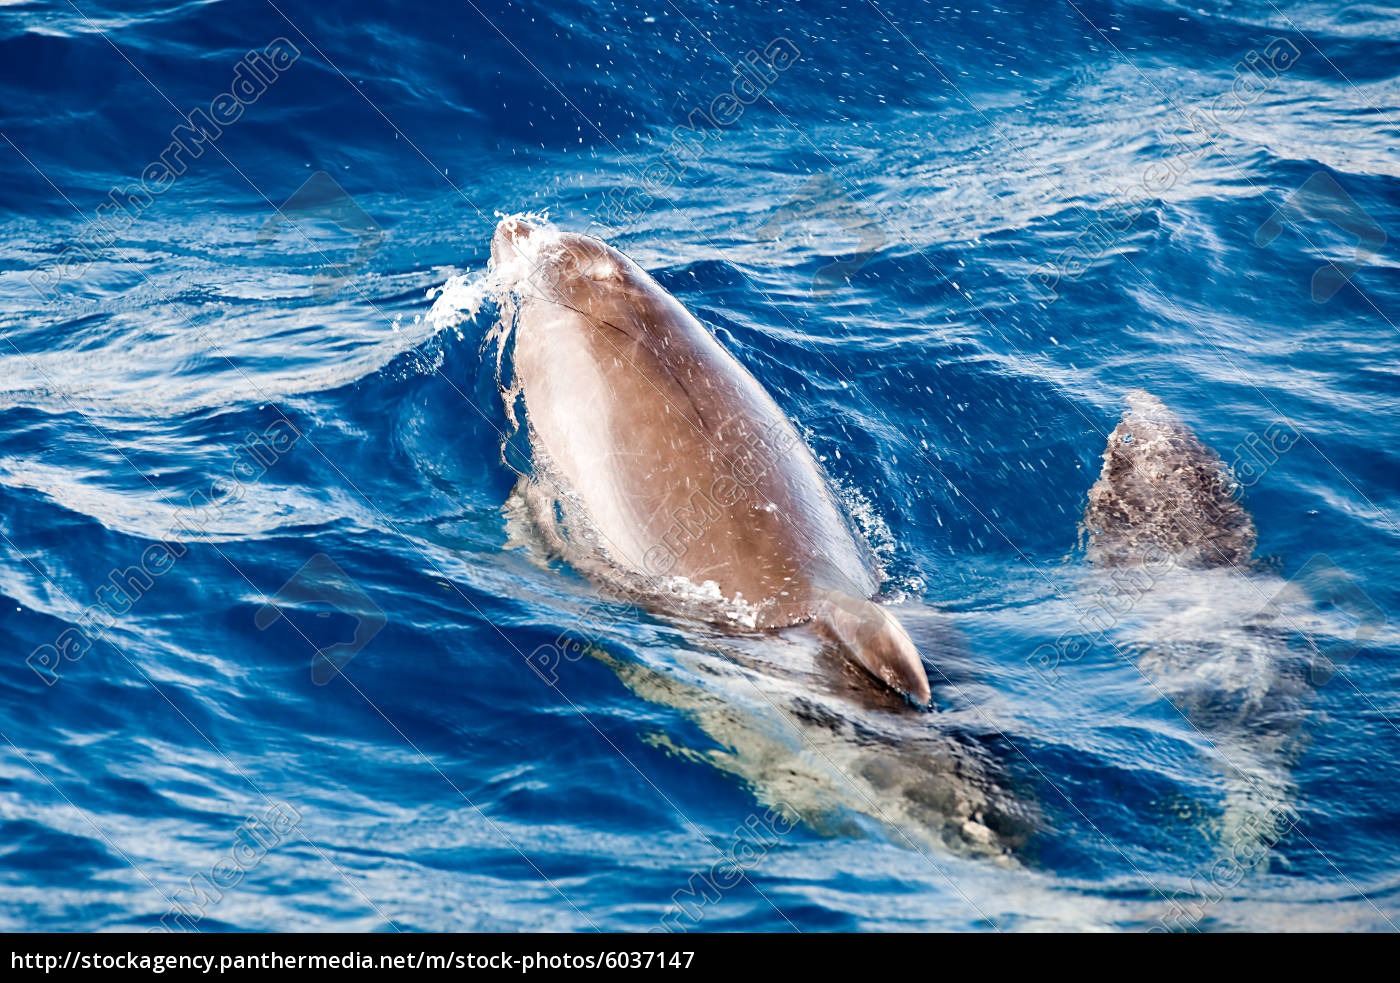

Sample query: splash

[829,472,902,595]
[426,211,571,436]
[425,210,564,329]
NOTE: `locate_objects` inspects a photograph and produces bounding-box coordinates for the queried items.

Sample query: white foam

[424,211,570,377]
[425,271,492,331]
[655,575,763,629]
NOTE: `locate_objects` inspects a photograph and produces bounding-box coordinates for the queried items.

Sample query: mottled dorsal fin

[1083,390,1256,569]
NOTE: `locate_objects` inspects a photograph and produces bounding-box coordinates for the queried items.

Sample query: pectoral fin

[814,592,932,707]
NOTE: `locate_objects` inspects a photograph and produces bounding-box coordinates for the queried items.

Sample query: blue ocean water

[1,0,1397,932]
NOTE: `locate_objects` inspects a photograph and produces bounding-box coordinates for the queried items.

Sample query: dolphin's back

[512,264,877,627]
[495,218,931,703]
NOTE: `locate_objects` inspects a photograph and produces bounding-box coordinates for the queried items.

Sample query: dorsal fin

[1083,390,1256,568]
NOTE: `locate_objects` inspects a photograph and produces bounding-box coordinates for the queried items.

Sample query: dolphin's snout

[490,215,537,266]
[860,619,932,707]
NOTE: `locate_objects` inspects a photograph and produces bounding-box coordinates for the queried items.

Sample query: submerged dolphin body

[584,619,1029,861]
[489,216,931,705]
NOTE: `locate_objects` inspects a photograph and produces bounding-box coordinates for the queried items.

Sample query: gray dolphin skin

[490,216,932,705]
[1083,390,1256,569]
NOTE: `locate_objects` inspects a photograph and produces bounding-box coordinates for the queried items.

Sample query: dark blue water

[1,0,1397,932]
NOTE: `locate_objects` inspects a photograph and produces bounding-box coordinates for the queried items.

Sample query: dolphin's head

[491,216,642,321]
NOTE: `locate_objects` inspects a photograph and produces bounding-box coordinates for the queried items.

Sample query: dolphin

[488,216,931,705]
[1080,391,1316,890]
